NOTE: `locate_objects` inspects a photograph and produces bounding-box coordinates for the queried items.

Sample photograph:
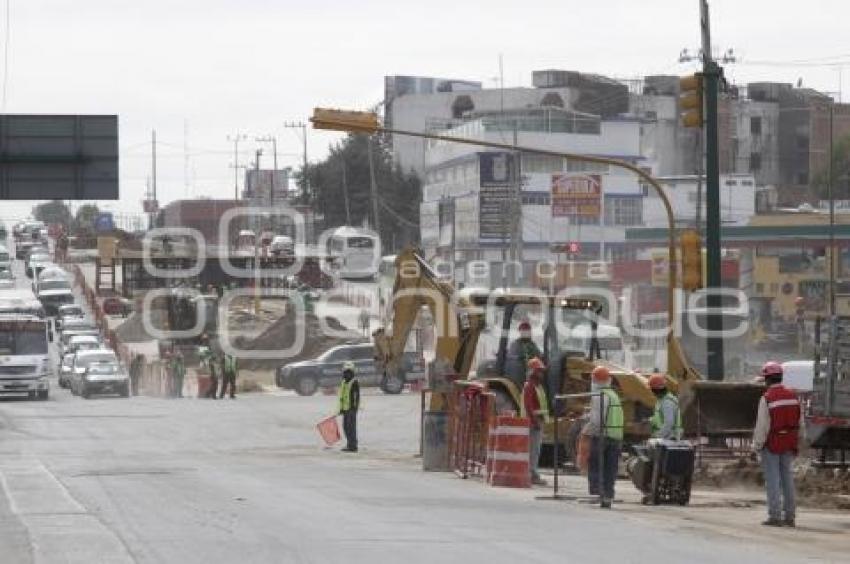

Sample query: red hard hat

[518,321,532,332]
[527,357,546,373]
[761,361,783,378]
[591,366,611,383]
[648,373,667,391]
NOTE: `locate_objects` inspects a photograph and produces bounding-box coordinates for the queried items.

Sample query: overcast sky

[3,0,850,221]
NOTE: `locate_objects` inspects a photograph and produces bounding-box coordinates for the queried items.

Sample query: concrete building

[386,70,628,179]
[643,173,757,229]
[419,107,648,286]
[242,169,292,205]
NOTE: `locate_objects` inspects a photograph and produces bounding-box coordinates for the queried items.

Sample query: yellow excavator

[373,247,762,469]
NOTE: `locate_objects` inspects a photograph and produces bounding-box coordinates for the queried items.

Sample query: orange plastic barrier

[317,416,341,446]
[486,416,531,488]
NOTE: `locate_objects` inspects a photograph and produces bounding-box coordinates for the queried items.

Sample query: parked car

[270,235,294,257]
[0,269,14,289]
[102,296,132,316]
[276,342,425,396]
[55,304,86,331]
[78,361,129,399]
[58,335,103,385]
[25,253,51,278]
[69,349,119,396]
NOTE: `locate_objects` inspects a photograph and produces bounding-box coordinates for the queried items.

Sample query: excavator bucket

[679,380,764,438]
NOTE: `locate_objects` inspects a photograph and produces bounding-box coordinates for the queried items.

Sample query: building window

[796,171,809,185]
[605,197,642,226]
[756,283,764,294]
[750,116,762,135]
[750,152,762,172]
[725,179,738,186]
[566,160,608,173]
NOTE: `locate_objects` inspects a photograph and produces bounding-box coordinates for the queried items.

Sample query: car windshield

[60,306,84,317]
[87,362,121,375]
[29,254,49,262]
[39,279,71,291]
[77,353,118,368]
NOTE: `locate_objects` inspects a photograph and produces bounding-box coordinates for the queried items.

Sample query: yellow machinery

[374,247,762,469]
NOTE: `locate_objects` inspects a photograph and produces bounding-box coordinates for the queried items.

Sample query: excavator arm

[373,247,483,409]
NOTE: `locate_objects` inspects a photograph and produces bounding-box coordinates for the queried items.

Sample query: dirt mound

[236,309,363,369]
[114,312,156,343]
[694,458,850,509]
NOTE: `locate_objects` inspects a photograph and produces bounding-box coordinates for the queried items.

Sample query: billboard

[551,174,601,218]
[479,152,516,241]
[0,115,118,200]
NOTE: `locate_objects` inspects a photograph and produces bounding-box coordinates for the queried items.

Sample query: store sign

[551,174,601,218]
[479,152,516,241]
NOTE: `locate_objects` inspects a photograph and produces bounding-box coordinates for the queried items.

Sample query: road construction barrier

[136,360,172,397]
[448,382,494,479]
[486,416,531,488]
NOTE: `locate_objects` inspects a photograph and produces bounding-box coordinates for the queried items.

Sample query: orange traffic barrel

[486,416,531,488]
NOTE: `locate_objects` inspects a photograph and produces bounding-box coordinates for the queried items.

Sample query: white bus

[0,314,51,399]
[326,227,379,280]
[0,289,46,318]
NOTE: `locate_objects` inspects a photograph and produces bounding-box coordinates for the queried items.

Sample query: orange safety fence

[448,382,495,479]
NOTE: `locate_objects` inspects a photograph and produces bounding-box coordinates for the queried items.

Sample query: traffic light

[679,74,704,129]
[311,108,379,133]
[681,229,702,291]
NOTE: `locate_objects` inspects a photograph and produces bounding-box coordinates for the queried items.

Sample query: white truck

[0,315,50,400]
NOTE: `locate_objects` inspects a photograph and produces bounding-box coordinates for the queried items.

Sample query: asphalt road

[2,252,847,563]
[3,386,848,564]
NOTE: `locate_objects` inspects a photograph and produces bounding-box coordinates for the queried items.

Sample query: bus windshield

[0,322,48,355]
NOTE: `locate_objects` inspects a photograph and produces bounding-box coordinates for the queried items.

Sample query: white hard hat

[342,361,355,372]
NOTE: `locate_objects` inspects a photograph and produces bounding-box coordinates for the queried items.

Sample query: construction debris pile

[236,308,362,369]
[694,458,850,509]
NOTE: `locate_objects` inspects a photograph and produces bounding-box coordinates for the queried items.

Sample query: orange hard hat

[518,321,532,332]
[591,365,610,383]
[648,373,667,391]
[794,296,804,306]
[527,357,546,374]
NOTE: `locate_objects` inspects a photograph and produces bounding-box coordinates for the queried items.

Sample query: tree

[301,133,421,251]
[73,204,101,232]
[32,200,72,227]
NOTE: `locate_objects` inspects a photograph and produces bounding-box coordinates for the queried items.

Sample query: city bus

[326,227,380,280]
[0,314,51,399]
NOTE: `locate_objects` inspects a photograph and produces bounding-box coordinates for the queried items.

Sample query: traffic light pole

[702,2,725,381]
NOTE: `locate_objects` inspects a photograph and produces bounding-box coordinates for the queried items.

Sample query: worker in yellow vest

[219,353,238,399]
[338,361,360,452]
[582,366,624,508]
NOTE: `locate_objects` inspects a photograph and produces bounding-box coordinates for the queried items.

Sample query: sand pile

[236,308,363,369]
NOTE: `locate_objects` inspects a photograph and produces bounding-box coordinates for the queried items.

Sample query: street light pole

[700,0,726,380]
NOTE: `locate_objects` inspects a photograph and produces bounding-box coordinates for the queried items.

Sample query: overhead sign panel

[0,114,118,200]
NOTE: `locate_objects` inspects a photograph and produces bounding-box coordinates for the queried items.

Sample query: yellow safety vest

[339,379,356,412]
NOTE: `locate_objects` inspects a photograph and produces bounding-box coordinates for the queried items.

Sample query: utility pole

[253,149,262,315]
[151,130,157,230]
[367,136,381,236]
[256,136,278,207]
[283,121,309,202]
[341,163,351,225]
[827,103,837,414]
[700,0,725,380]
[228,134,247,199]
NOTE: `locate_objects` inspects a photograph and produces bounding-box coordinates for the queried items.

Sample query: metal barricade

[448,382,494,479]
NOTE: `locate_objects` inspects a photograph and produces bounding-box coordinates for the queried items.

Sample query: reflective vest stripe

[490,426,529,437]
[534,384,551,424]
[767,398,799,409]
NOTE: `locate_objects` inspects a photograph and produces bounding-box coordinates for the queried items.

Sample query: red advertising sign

[551,174,601,218]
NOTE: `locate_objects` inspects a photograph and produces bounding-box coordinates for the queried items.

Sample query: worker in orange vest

[521,357,550,485]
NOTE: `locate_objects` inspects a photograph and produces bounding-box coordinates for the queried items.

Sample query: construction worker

[521,357,550,485]
[648,374,682,440]
[582,366,624,509]
[753,361,805,527]
[507,321,541,380]
[219,352,238,399]
[338,361,360,452]
[171,349,186,398]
